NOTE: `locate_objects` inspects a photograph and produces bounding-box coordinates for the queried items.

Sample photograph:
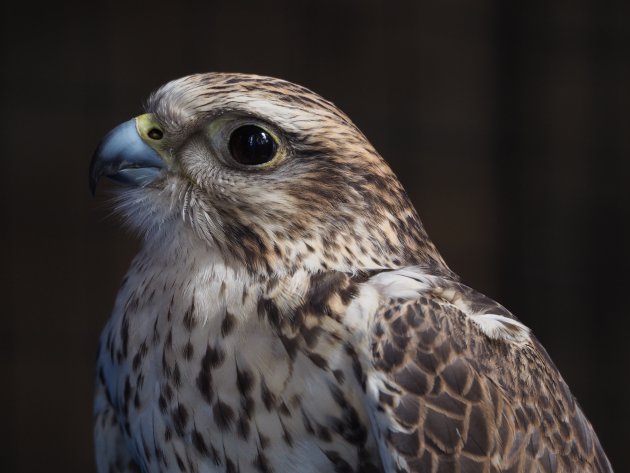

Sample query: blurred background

[1,0,628,471]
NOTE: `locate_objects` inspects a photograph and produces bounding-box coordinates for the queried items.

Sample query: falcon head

[90,73,450,276]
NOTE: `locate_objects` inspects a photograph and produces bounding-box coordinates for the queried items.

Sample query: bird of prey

[90,73,612,473]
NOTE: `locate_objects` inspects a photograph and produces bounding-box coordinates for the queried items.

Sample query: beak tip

[88,118,165,194]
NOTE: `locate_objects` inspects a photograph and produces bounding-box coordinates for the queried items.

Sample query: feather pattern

[364,268,612,473]
[92,73,613,473]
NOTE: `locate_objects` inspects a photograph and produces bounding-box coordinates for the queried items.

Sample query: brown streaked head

[90,73,452,277]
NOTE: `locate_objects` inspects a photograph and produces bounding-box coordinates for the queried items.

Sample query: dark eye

[229,125,278,165]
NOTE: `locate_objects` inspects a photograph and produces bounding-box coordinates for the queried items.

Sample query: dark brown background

[1,1,628,471]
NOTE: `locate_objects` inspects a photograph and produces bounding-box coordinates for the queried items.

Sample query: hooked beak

[89,114,167,195]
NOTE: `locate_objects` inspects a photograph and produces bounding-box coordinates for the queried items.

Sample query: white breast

[98,236,380,473]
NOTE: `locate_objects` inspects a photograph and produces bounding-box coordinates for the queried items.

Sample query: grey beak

[89,119,165,195]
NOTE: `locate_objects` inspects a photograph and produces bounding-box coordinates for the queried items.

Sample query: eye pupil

[148,128,163,140]
[229,125,278,165]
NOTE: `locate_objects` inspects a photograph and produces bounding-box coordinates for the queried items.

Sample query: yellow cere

[135,113,173,165]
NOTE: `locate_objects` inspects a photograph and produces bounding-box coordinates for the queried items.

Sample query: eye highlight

[228,125,278,166]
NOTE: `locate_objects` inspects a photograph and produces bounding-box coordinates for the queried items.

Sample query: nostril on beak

[148,128,163,140]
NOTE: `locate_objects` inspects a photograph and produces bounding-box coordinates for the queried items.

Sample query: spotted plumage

[91,73,612,473]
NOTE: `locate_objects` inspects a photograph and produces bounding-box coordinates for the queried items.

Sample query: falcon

[90,73,613,473]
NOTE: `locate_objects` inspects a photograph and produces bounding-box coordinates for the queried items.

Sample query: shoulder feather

[362,267,612,473]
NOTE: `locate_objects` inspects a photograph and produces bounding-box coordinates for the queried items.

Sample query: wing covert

[366,276,612,473]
